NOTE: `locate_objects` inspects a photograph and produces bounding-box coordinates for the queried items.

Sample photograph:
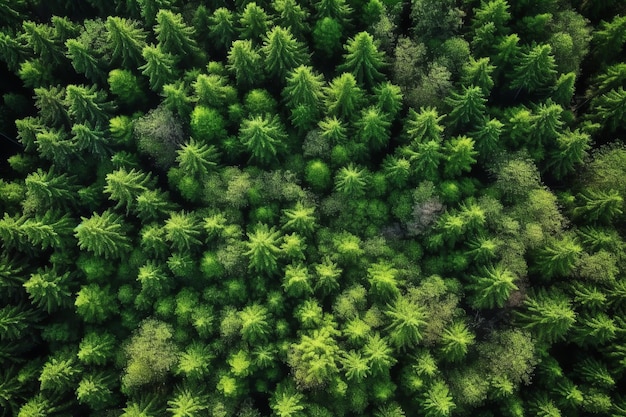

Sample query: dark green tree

[445,85,487,129]
[324,73,364,119]
[75,284,118,323]
[339,31,386,87]
[469,264,518,309]
[105,16,147,67]
[355,106,391,151]
[108,69,145,107]
[64,84,113,127]
[139,44,177,92]
[239,2,272,42]
[239,114,288,165]
[209,7,236,51]
[65,38,106,84]
[273,0,309,37]
[261,26,309,81]
[510,44,557,95]
[312,17,343,57]
[227,40,264,88]
[155,10,200,60]
[23,268,71,313]
[517,288,576,343]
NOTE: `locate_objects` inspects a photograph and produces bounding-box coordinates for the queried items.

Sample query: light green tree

[239,114,288,165]
[139,44,177,92]
[155,10,200,60]
[245,224,281,275]
[75,284,118,323]
[517,288,576,343]
[23,268,71,313]
[469,264,518,309]
[510,44,557,95]
[324,72,364,119]
[74,210,132,259]
[105,16,147,67]
[104,168,155,214]
[262,26,309,81]
[227,39,263,88]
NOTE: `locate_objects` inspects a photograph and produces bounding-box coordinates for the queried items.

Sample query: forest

[1,0,626,415]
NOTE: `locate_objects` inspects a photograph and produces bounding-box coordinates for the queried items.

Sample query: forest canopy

[1,0,626,416]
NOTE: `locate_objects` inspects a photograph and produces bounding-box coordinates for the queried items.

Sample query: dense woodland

[1,0,626,415]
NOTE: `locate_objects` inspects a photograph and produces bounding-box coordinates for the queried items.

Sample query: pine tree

[283,263,313,297]
[443,136,477,178]
[363,333,396,374]
[374,82,403,118]
[510,44,557,94]
[403,140,444,182]
[469,264,518,309]
[590,87,626,132]
[164,211,202,252]
[228,39,265,88]
[405,107,444,143]
[209,7,236,51]
[239,303,271,343]
[71,123,111,161]
[239,2,272,42]
[535,235,583,279]
[314,0,352,21]
[33,86,68,127]
[340,350,371,382]
[273,0,309,37]
[517,288,576,343]
[445,85,487,129]
[422,380,456,417]
[39,354,81,394]
[312,17,343,57]
[23,267,71,313]
[105,16,147,67]
[22,21,65,67]
[324,73,364,119]
[282,65,324,117]
[76,371,117,411]
[75,283,118,323]
[74,210,132,259]
[262,26,309,81]
[592,15,626,62]
[24,168,78,209]
[0,30,26,73]
[439,321,475,362]
[78,331,116,365]
[355,106,391,151]
[104,168,155,214]
[65,38,106,84]
[334,164,368,197]
[239,114,288,165]
[270,382,305,417]
[288,325,340,388]
[385,295,427,349]
[339,31,386,87]
[167,386,209,417]
[108,69,145,107]
[0,304,38,341]
[573,189,623,223]
[176,139,219,180]
[462,57,495,94]
[245,224,281,275]
[140,44,177,92]
[155,10,200,61]
[282,201,317,235]
[65,84,113,127]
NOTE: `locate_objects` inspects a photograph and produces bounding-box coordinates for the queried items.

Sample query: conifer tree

[422,380,456,417]
[445,85,487,129]
[283,65,324,117]
[239,2,272,42]
[139,44,177,92]
[385,295,427,349]
[75,283,118,323]
[590,87,626,132]
[324,73,364,119]
[24,168,78,209]
[23,268,71,313]
[22,21,65,67]
[105,16,147,68]
[33,86,68,127]
[339,31,386,87]
[65,38,106,84]
[288,325,340,388]
[167,386,209,417]
[262,26,309,81]
[209,7,236,51]
[510,44,557,94]
[76,372,117,411]
[334,164,368,197]
[239,114,288,165]
[104,168,155,214]
[71,123,111,161]
[155,10,200,60]
[65,84,113,127]
[227,39,263,88]
[245,224,281,275]
[469,264,518,309]
[0,30,26,73]
[164,211,202,252]
[443,136,477,178]
[176,139,219,180]
[363,333,396,375]
[535,235,583,279]
[273,0,309,37]
[74,210,132,259]
[78,331,116,366]
[108,69,144,107]
[573,189,623,223]
[592,15,626,62]
[355,106,391,151]
[39,354,80,394]
[517,288,576,343]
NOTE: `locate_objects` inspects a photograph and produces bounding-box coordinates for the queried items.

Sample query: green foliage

[339,31,386,87]
[122,318,179,391]
[227,40,263,88]
[239,114,288,165]
[262,26,309,81]
[384,295,427,349]
[105,16,147,67]
[324,73,364,119]
[469,264,519,309]
[245,224,281,275]
[23,268,71,313]
[517,289,576,343]
[74,210,132,259]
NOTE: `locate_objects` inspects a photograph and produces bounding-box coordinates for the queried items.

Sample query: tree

[105,16,147,67]
[245,224,281,275]
[445,85,487,129]
[176,139,219,180]
[339,31,386,87]
[592,15,626,62]
[239,2,272,42]
[22,21,65,67]
[510,44,557,95]
[324,73,364,119]
[312,17,343,57]
[469,264,518,309]
[75,284,118,323]
[590,87,626,132]
[470,117,503,159]
[155,10,200,61]
[270,382,305,417]
[136,0,176,26]
[74,210,132,259]
[122,318,179,391]
[167,386,209,417]
[273,0,309,37]
[227,39,264,88]
[65,38,106,84]
[439,321,475,362]
[363,333,396,375]
[23,268,71,313]
[164,211,202,252]
[374,82,403,119]
[239,114,288,165]
[517,288,576,343]
[472,0,510,35]
[76,372,117,410]
[209,7,236,51]
[108,69,145,107]
[139,44,177,92]
[262,26,309,81]
[134,105,184,168]
[33,86,67,127]
[385,295,427,349]
[535,235,583,279]
[283,65,324,116]
[0,304,38,341]
[334,164,368,197]
[104,168,155,214]
[403,140,444,182]
[422,381,456,417]
[573,189,623,223]
[462,57,495,94]
[39,354,80,394]
[65,84,113,127]
[288,325,340,389]
[355,106,391,151]
[410,0,464,41]
[443,136,477,178]
[24,167,78,209]
[239,303,271,343]
[78,331,116,366]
